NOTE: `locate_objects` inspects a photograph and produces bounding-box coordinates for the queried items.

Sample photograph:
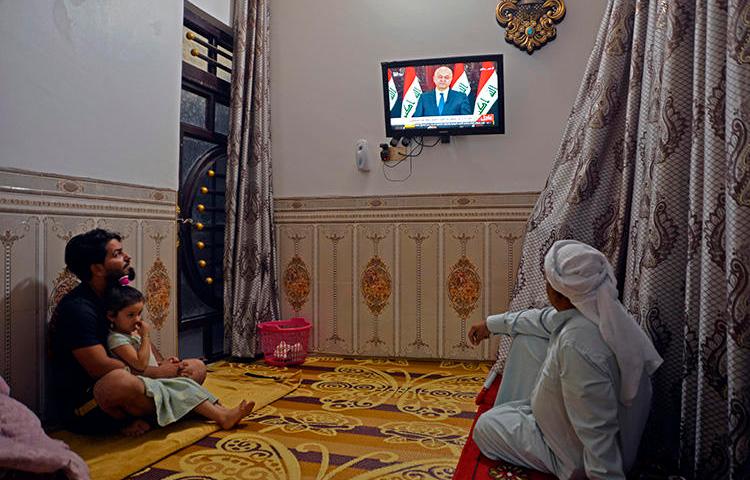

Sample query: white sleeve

[486,307,556,339]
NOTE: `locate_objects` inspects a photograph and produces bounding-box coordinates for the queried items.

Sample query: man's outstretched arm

[468,307,556,345]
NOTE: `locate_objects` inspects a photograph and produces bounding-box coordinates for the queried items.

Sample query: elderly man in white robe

[468,240,663,480]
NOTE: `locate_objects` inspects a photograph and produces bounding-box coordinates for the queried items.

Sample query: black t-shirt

[50,283,109,417]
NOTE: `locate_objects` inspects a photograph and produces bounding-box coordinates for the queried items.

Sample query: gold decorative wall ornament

[283,254,311,313]
[496,0,566,54]
[361,256,392,317]
[48,268,80,317]
[145,258,171,328]
[145,232,171,329]
[447,257,481,320]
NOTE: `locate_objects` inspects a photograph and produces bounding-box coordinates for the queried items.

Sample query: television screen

[381,54,504,138]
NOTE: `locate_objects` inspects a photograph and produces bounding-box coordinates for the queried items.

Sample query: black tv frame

[381,54,505,139]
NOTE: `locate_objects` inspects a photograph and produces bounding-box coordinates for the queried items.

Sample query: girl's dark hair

[104,285,145,315]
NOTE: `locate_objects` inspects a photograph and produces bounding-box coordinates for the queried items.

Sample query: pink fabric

[0,376,89,479]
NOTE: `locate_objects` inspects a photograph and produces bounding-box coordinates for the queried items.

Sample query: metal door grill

[177,1,233,360]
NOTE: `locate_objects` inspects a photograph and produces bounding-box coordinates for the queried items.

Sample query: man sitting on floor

[50,228,207,436]
[468,240,662,479]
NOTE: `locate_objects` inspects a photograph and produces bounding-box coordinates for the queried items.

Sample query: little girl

[105,285,254,429]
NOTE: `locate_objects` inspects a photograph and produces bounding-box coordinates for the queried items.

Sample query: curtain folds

[498,0,750,477]
[224,0,280,358]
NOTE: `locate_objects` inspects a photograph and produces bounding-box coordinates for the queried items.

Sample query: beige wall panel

[0,216,41,410]
[443,223,485,360]
[141,221,177,358]
[398,223,439,358]
[317,225,354,355]
[356,224,395,357]
[486,222,527,355]
[277,225,315,349]
[275,193,537,361]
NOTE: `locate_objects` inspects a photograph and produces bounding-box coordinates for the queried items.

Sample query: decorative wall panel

[399,223,439,358]
[317,225,354,354]
[277,225,315,348]
[444,223,484,360]
[275,193,536,361]
[357,224,395,357]
[0,168,177,419]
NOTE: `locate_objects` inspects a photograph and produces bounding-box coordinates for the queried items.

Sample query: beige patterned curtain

[224,0,279,358]
[499,0,750,477]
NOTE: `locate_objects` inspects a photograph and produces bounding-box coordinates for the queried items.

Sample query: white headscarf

[544,240,663,406]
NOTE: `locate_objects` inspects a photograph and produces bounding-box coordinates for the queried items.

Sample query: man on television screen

[413,66,471,117]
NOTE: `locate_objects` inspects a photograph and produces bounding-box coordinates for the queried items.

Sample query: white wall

[271,0,608,197]
[190,0,232,26]
[0,0,184,189]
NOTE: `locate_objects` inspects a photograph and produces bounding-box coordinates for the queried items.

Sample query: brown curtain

[496,0,750,477]
[224,0,279,358]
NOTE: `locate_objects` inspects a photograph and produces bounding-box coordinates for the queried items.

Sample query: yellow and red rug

[127,356,491,480]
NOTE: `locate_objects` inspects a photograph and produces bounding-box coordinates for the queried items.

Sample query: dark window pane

[215,103,230,135]
[181,137,217,185]
[180,89,207,128]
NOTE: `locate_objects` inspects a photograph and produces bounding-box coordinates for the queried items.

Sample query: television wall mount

[496,0,566,54]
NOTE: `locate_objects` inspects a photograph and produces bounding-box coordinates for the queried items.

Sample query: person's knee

[93,369,144,409]
[184,358,207,384]
[472,413,494,449]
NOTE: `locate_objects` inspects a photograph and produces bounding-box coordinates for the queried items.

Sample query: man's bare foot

[121,418,151,437]
[218,400,255,429]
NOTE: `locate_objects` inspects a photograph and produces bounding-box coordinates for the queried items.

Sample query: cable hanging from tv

[380,136,440,182]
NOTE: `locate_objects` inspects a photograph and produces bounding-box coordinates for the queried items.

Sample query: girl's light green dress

[107,331,217,427]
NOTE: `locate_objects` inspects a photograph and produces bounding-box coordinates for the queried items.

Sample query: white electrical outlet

[355,139,370,171]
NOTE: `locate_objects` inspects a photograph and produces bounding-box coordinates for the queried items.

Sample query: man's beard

[105,266,135,288]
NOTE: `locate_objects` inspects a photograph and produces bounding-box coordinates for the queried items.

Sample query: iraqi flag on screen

[473,62,499,117]
[450,63,471,96]
[388,69,398,112]
[400,67,422,118]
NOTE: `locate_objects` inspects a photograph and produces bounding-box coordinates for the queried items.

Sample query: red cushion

[452,375,557,479]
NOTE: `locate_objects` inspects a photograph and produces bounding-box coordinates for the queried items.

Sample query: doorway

[178,1,233,361]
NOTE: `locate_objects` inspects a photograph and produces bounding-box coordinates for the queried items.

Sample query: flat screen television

[381,54,504,138]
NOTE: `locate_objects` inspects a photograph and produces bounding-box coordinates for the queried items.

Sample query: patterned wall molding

[0,167,177,219]
[275,193,537,361]
[0,168,177,418]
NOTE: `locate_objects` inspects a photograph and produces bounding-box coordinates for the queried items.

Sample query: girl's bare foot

[218,400,255,429]
[121,418,151,437]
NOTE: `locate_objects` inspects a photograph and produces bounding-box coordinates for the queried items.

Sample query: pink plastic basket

[258,317,312,366]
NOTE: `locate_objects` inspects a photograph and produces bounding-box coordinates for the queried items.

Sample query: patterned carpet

[127,356,491,480]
